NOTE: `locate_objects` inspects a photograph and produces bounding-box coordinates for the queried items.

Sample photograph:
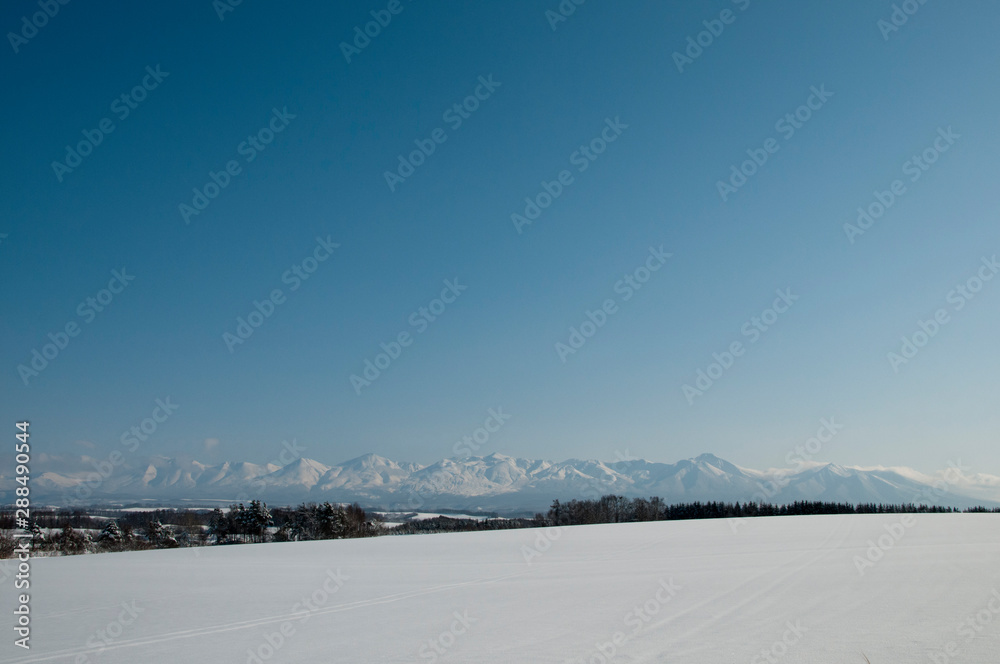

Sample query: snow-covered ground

[379,511,493,522]
[2,514,998,663]
[376,511,495,528]
[402,512,491,521]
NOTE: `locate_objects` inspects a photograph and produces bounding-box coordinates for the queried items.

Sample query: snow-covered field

[379,512,494,529]
[400,512,491,521]
[2,514,998,663]
[377,511,494,525]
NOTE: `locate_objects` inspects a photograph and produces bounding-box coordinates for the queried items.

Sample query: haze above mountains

[12,452,1000,512]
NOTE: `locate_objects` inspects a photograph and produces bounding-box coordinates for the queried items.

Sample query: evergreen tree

[288,503,318,541]
[97,521,125,550]
[143,520,166,546]
[56,524,89,555]
[244,500,272,543]
[26,519,46,552]
[208,508,231,544]
[317,502,347,539]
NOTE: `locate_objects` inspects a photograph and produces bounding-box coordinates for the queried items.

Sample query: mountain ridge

[7,452,998,512]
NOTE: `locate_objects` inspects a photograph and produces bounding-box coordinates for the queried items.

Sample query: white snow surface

[387,512,492,521]
[2,513,999,663]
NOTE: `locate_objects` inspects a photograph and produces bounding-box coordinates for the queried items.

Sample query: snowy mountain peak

[341,453,402,470]
[6,452,998,511]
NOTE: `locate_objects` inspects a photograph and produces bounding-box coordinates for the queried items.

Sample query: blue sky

[2,0,999,475]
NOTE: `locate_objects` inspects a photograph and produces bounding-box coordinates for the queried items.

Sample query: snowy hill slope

[2,514,998,663]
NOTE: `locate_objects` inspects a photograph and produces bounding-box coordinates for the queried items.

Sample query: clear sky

[2,1,999,475]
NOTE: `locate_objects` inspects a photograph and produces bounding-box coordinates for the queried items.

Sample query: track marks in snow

[626,517,857,661]
[4,572,526,664]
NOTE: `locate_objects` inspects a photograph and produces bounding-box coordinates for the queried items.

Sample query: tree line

[2,496,997,558]
[0,500,382,556]
[543,496,992,526]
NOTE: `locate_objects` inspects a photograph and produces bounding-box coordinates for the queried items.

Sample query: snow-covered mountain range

[9,452,999,512]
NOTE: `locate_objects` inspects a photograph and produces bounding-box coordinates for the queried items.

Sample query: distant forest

[1,496,997,558]
[543,496,994,525]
